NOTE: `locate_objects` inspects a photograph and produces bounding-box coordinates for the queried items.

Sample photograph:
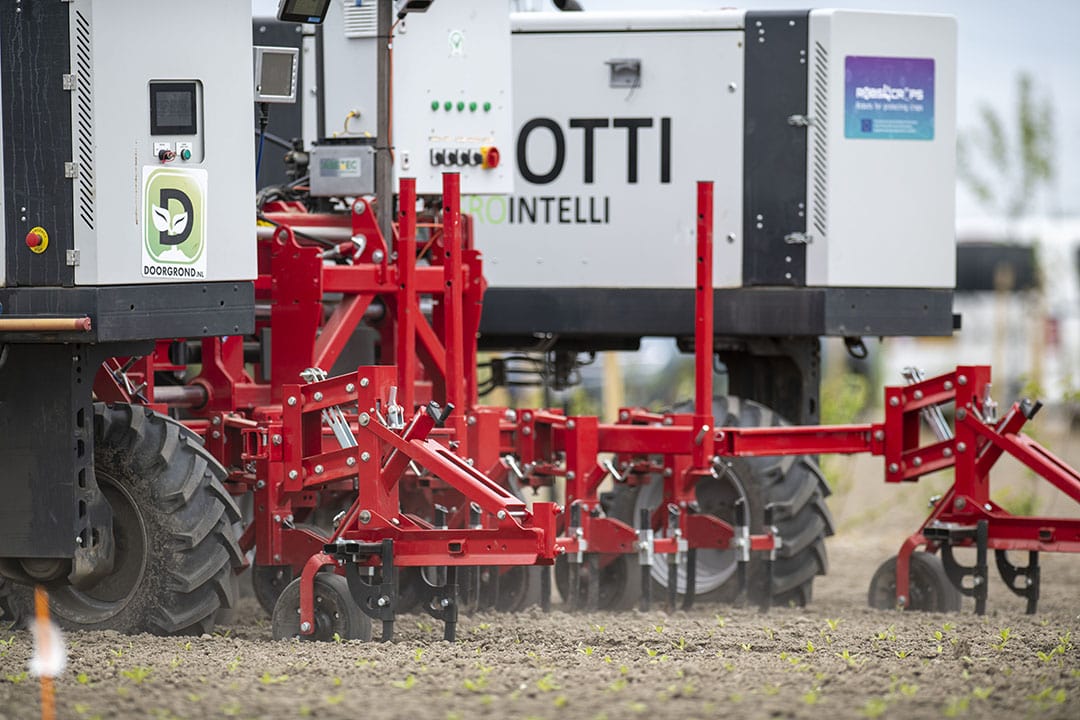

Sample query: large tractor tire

[32,404,243,635]
[611,396,834,607]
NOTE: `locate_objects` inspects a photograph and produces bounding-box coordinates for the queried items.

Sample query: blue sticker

[845,56,935,140]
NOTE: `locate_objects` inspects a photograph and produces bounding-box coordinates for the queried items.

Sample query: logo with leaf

[143,168,205,265]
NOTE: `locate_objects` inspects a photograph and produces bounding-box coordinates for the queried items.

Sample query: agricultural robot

[1,0,1077,641]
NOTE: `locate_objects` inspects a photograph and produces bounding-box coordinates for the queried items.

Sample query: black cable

[255,211,334,248]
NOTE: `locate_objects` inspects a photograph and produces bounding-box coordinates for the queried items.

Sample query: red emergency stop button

[25,226,49,254]
[481,146,500,170]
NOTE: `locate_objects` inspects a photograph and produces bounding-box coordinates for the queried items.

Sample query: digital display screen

[277,0,331,23]
[149,82,197,135]
[259,52,295,98]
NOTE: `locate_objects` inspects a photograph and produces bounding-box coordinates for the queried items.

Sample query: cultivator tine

[974,520,988,615]
[667,504,681,613]
[586,553,600,611]
[344,539,398,641]
[466,502,485,613]
[734,499,750,606]
[540,565,552,613]
[568,503,584,610]
[760,505,778,612]
[995,549,1040,614]
[638,508,653,612]
[682,548,697,611]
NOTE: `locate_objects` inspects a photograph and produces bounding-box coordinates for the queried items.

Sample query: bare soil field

[1,531,1078,720]
[4,413,1080,720]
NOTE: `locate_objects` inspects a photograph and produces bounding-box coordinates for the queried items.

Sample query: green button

[456,101,465,111]
[483,102,491,112]
[431,100,439,111]
[443,101,452,111]
[469,101,477,112]
[180,148,192,161]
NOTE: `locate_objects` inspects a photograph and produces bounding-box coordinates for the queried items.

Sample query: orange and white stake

[28,586,65,720]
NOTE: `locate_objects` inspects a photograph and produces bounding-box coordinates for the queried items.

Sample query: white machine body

[68,0,256,285]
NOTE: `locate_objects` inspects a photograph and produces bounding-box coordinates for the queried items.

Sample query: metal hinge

[66,249,80,267]
[62,74,77,91]
[783,232,813,245]
[64,162,79,179]
[787,114,812,127]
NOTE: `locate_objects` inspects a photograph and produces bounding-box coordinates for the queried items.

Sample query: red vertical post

[442,173,467,447]
[692,181,715,471]
[397,178,417,417]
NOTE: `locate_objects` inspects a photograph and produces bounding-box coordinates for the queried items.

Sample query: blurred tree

[957,72,1056,218]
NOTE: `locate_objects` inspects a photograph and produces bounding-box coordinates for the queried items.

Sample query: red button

[25,230,44,248]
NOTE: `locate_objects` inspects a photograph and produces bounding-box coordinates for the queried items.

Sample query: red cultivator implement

[95,174,1080,640]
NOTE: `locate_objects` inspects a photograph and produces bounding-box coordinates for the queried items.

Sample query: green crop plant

[861,697,888,718]
[943,697,970,717]
[120,667,152,684]
[536,673,560,692]
[826,618,842,631]
[993,627,1012,650]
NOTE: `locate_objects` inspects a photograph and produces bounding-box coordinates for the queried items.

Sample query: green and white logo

[142,167,207,279]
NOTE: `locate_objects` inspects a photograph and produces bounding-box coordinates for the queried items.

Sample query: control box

[319,0,514,196]
[0,0,257,287]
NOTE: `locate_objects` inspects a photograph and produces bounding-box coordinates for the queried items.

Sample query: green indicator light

[469,101,477,112]
[431,100,439,111]
[180,148,192,161]
[456,101,465,111]
[483,102,492,112]
[443,101,452,111]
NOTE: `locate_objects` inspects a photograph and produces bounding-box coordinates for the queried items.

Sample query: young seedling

[259,672,290,685]
[392,674,417,690]
[992,627,1012,651]
[120,667,152,684]
[861,697,888,718]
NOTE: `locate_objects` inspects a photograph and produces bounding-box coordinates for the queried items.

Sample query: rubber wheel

[868,552,962,612]
[271,573,372,641]
[553,552,642,611]
[610,396,834,608]
[494,566,542,612]
[0,578,24,628]
[38,404,243,635]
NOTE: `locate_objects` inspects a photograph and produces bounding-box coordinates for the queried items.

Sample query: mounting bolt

[300,621,312,632]
[567,420,576,429]
[619,410,630,421]
[467,415,477,426]
[943,448,953,458]
[984,503,992,511]
[522,426,531,436]
[372,249,385,263]
[944,380,953,391]
[313,391,323,401]
[874,430,885,441]
[663,417,674,426]
[359,413,370,426]
[273,554,281,562]
[212,416,222,425]
[663,468,673,477]
[955,497,967,510]
[889,396,900,407]
[956,408,967,421]
[958,375,967,385]
[956,442,967,453]
[287,396,297,406]
[497,510,507,520]
[566,471,575,480]
[360,377,370,387]
[346,456,357,467]
[345,383,355,393]
[504,409,517,422]
[314,464,324,475]
[912,457,922,467]
[274,514,282,523]
[391,517,400,525]
[288,469,300,481]
[211,430,221,439]
[354,202,365,215]
[359,510,372,524]
[888,463,899,473]
[913,390,923,400]
[377,595,389,607]
[272,434,283,445]
[897,595,907,607]
[360,451,371,462]
[256,480,266,489]
[440,598,450,608]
